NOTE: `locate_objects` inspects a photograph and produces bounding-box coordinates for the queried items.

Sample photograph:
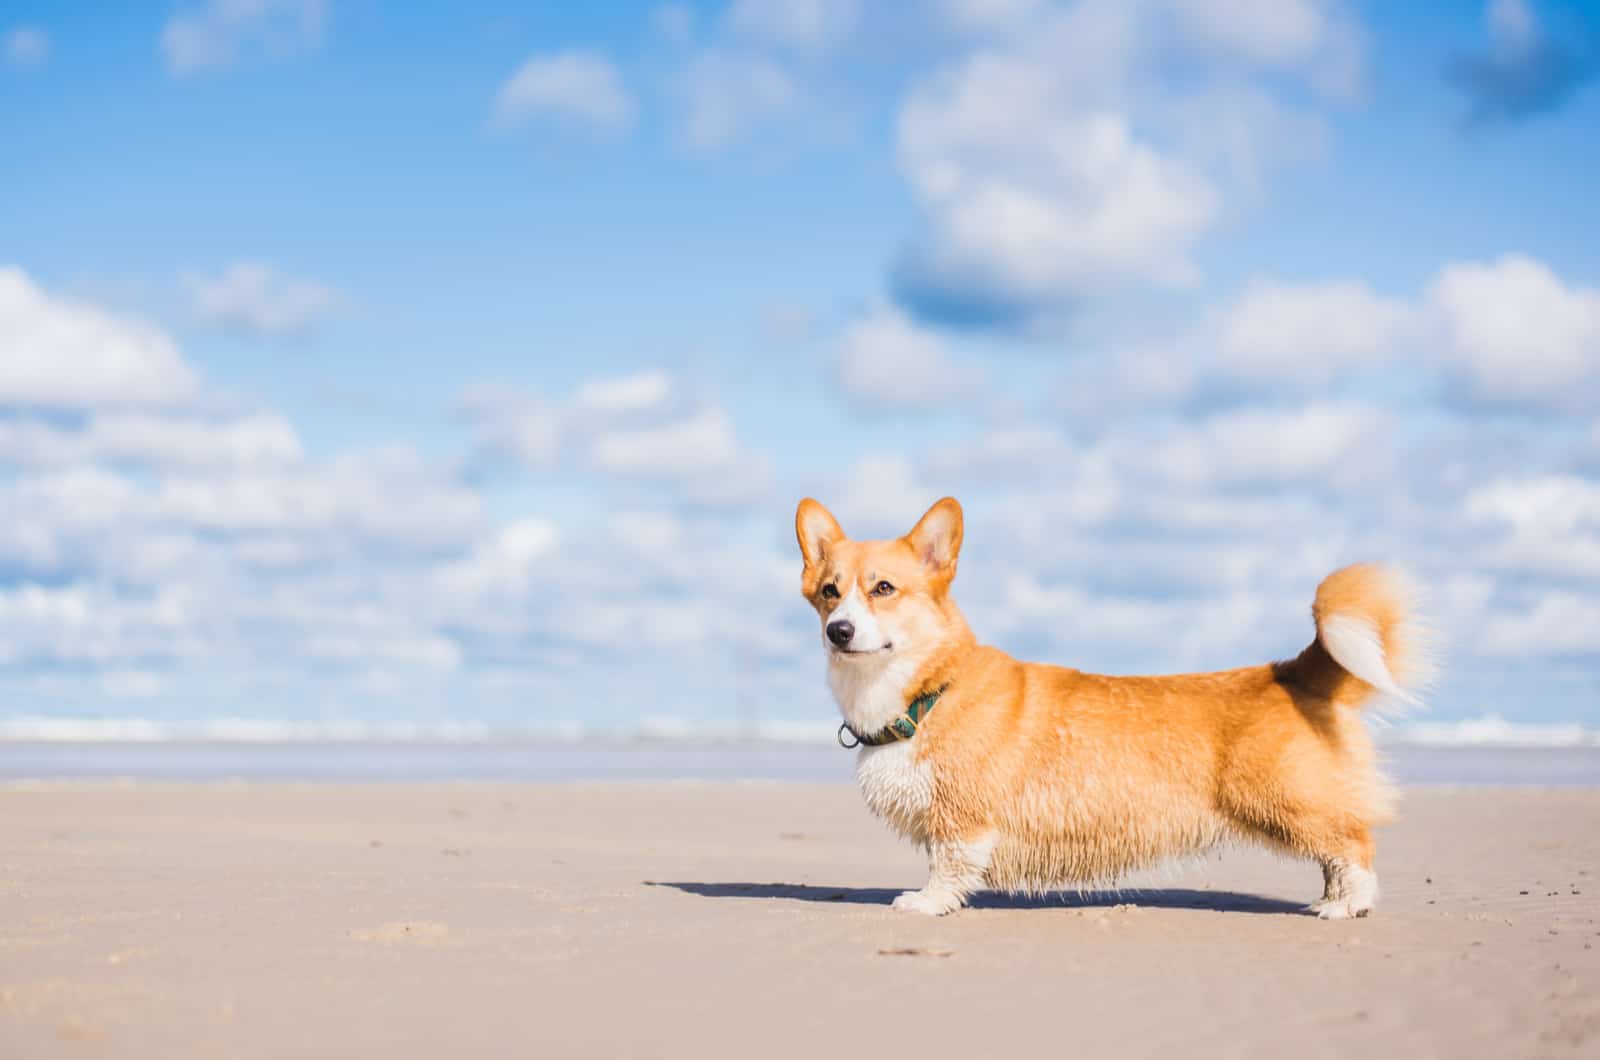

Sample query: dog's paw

[1309,864,1378,919]
[1307,898,1373,920]
[891,889,962,916]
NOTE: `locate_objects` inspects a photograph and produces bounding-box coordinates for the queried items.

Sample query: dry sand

[1,783,1596,1058]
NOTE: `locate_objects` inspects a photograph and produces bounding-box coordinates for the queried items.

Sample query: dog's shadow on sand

[646,882,1307,915]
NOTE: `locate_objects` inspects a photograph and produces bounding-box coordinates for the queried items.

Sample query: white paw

[1308,898,1373,920]
[1311,862,1378,919]
[891,889,962,916]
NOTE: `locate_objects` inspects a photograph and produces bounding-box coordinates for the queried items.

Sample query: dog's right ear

[795,498,845,570]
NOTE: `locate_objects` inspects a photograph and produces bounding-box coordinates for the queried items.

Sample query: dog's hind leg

[891,832,997,916]
[1307,831,1379,920]
[1223,788,1382,918]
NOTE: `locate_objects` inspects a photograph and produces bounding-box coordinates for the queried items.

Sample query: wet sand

[1,784,1596,1057]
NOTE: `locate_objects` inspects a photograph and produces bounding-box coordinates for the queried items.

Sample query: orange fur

[795,496,1430,917]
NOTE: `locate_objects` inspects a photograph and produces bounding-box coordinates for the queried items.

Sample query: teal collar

[837,687,946,749]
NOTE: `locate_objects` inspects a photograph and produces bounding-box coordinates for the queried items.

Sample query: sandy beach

[2,783,1596,1058]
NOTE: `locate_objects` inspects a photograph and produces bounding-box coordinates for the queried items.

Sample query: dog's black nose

[826,620,855,648]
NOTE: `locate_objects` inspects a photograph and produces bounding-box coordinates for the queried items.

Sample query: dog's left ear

[906,497,963,578]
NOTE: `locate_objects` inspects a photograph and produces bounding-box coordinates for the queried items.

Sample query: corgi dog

[795,496,1431,918]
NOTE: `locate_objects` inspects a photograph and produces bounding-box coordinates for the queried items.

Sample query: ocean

[1,716,1597,784]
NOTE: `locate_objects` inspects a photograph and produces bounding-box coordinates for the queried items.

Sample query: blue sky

[2,0,1598,732]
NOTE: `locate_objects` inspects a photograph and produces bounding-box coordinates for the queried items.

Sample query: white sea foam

[0,717,575,744]
[1383,715,1600,748]
[0,716,836,745]
[0,715,1593,748]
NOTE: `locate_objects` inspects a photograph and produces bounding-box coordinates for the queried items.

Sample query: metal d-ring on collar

[836,687,946,749]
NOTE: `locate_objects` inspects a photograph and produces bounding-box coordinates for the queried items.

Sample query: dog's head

[794,497,966,666]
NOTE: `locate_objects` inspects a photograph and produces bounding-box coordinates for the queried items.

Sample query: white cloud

[939,0,1043,31]
[728,0,859,50]
[1462,474,1600,581]
[0,345,1591,726]
[0,305,801,718]
[153,447,481,546]
[574,370,675,416]
[1465,475,1600,537]
[4,467,141,532]
[438,518,561,598]
[589,408,737,476]
[0,445,482,587]
[1127,255,1599,410]
[1479,591,1600,656]
[181,261,344,337]
[924,424,1075,481]
[995,572,1287,670]
[1429,254,1600,408]
[1073,254,1600,412]
[0,411,302,468]
[1162,84,1329,190]
[1168,0,1326,62]
[99,669,166,700]
[1055,346,1197,427]
[588,406,768,498]
[1216,277,1416,385]
[455,383,563,467]
[0,421,509,698]
[609,510,683,558]
[665,0,871,153]
[161,0,325,76]
[0,267,200,408]
[828,453,940,536]
[1137,401,1392,486]
[895,49,1218,318]
[0,582,200,666]
[681,51,797,152]
[891,0,1362,323]
[1167,1,1367,99]
[459,371,677,468]
[494,50,635,131]
[836,307,984,410]
[303,628,463,670]
[458,372,770,505]
[4,25,49,68]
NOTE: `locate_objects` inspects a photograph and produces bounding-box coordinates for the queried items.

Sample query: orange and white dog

[796,496,1432,918]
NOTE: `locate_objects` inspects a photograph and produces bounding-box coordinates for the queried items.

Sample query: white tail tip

[1320,614,1419,706]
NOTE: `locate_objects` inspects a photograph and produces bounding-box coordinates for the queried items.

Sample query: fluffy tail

[1308,564,1435,710]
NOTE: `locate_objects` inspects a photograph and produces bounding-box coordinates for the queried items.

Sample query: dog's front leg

[891,833,996,916]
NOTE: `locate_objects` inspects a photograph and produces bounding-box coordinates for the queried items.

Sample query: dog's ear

[906,497,963,578]
[795,498,845,570]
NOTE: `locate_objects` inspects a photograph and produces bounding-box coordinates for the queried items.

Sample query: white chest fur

[855,741,934,842]
[827,643,936,843]
[826,648,926,738]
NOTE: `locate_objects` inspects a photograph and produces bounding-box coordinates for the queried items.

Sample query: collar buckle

[836,685,947,750]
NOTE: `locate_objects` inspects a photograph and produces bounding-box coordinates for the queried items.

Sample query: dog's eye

[820,584,840,600]
[872,580,895,597]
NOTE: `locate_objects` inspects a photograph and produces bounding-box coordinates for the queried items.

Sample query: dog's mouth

[830,643,893,657]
